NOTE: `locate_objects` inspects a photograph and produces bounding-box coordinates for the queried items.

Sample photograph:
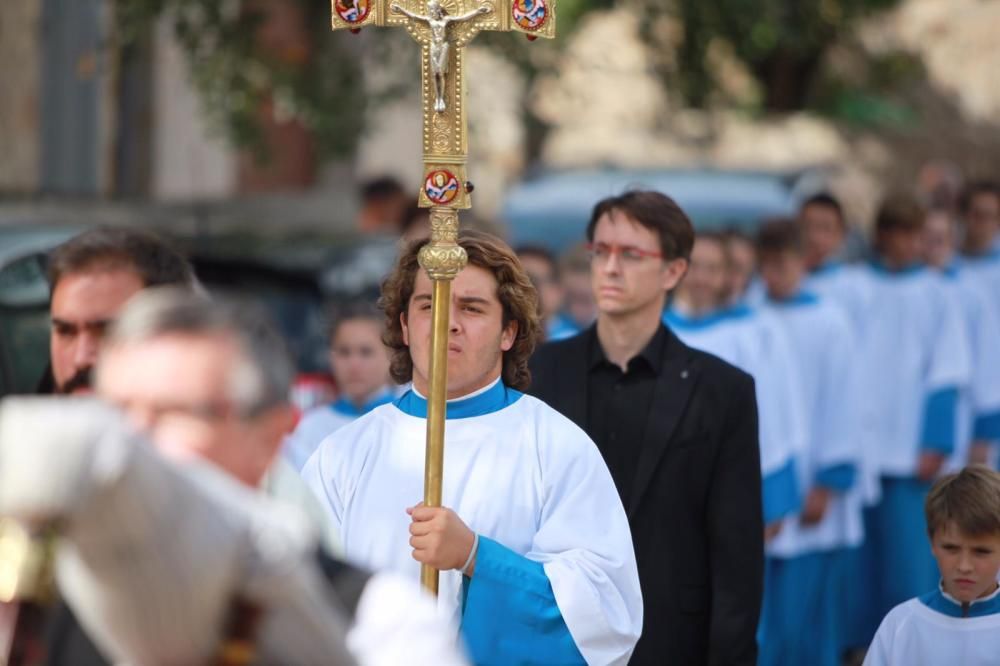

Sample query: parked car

[502,167,817,253]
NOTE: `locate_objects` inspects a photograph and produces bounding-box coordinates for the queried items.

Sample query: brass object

[331,0,557,594]
[0,520,56,605]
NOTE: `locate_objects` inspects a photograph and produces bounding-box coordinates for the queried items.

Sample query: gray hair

[104,288,294,416]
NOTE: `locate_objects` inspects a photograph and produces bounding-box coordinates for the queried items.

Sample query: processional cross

[330,0,557,594]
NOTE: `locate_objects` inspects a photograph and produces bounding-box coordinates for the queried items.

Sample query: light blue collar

[869,258,926,276]
[767,290,819,307]
[331,387,395,417]
[663,303,753,330]
[920,583,1000,618]
[393,377,523,419]
[811,260,844,276]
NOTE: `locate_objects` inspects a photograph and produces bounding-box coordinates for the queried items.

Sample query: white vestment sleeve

[527,405,643,666]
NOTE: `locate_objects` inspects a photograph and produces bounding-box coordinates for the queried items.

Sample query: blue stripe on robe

[762,458,801,524]
[919,586,1000,618]
[920,387,959,455]
[973,410,1000,442]
[460,536,585,665]
[814,463,856,492]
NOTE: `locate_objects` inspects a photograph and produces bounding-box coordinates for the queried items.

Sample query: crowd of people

[1,176,999,665]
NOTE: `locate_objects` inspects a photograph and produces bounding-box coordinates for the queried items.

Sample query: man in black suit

[529,190,763,665]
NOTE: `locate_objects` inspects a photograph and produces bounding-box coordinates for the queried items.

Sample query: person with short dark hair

[46,226,197,395]
[923,209,1000,470]
[722,227,761,305]
[958,180,1000,321]
[357,175,410,234]
[665,230,805,548]
[864,466,1000,665]
[304,231,643,664]
[847,193,973,647]
[283,301,394,471]
[797,192,872,331]
[755,218,864,666]
[515,244,578,341]
[530,190,764,665]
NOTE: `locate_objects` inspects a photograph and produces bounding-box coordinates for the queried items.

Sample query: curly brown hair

[379,231,542,391]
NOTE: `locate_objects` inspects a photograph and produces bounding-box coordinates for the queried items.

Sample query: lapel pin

[680,370,689,379]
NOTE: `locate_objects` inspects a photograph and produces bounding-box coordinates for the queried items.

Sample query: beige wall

[0,0,42,193]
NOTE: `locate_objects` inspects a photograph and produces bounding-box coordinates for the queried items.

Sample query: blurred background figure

[356,176,411,235]
[284,301,394,472]
[845,193,971,652]
[558,243,598,332]
[666,232,805,544]
[400,203,432,243]
[916,159,965,212]
[44,227,198,395]
[515,245,578,341]
[722,228,762,305]
[923,208,1000,471]
[95,288,467,666]
[756,218,863,666]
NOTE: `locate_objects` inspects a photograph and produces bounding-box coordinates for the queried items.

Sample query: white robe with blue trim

[941,265,1000,471]
[302,379,643,665]
[664,305,807,524]
[762,294,865,557]
[863,586,1000,666]
[803,262,873,335]
[854,265,972,476]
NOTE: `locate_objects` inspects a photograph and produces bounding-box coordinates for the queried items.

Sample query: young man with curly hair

[303,231,642,665]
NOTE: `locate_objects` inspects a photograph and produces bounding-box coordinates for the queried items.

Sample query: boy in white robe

[957,181,1000,318]
[755,219,864,666]
[797,193,873,334]
[304,232,643,665]
[924,209,1000,471]
[850,194,972,645]
[665,233,805,536]
[284,302,395,471]
[864,466,1000,666]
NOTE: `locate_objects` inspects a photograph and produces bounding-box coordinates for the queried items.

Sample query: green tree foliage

[115,0,366,159]
[652,0,902,111]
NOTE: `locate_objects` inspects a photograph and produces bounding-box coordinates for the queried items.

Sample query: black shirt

[586,324,667,500]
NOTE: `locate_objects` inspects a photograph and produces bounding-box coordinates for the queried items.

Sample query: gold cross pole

[331,0,557,595]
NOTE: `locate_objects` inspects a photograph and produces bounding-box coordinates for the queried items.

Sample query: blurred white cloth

[0,397,355,665]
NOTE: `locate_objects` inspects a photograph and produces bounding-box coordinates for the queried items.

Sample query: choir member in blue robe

[304,233,643,665]
[850,194,972,645]
[284,302,395,471]
[665,232,805,536]
[957,181,1000,327]
[516,245,581,341]
[797,193,873,334]
[924,209,1000,470]
[864,466,1000,666]
[755,219,864,666]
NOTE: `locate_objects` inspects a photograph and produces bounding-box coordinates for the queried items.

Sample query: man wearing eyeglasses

[530,190,764,665]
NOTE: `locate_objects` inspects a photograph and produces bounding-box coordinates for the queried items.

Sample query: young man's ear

[661,257,689,292]
[400,312,410,347]
[500,320,518,352]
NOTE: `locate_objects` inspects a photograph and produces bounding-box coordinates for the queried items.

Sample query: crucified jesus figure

[391,0,492,113]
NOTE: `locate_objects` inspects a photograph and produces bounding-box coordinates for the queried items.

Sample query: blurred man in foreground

[94,288,467,665]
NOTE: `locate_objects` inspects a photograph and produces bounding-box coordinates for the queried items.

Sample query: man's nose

[599,250,623,275]
[73,331,102,368]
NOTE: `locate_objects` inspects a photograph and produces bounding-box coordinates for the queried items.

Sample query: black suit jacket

[529,326,763,666]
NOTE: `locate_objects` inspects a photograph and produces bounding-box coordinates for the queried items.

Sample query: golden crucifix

[330,0,557,594]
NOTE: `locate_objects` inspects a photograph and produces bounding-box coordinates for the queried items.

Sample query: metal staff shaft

[420,277,453,595]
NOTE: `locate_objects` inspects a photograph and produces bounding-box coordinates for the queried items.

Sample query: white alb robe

[302,378,643,665]
[854,264,972,476]
[664,304,807,524]
[864,585,1000,666]
[762,293,865,557]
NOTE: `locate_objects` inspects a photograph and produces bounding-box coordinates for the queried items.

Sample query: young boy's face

[931,522,1000,603]
[759,249,805,301]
